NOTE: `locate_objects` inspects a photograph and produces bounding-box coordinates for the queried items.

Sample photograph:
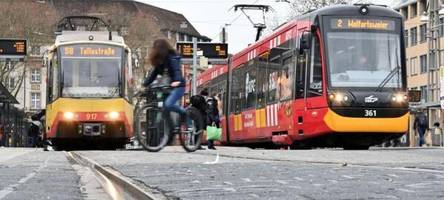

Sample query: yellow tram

[44,27,134,150]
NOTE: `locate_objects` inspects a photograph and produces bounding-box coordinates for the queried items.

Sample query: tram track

[66,151,167,200]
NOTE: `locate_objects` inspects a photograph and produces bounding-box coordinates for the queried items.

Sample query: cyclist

[143,39,187,123]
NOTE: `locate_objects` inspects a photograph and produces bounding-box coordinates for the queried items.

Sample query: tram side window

[267,49,281,104]
[296,53,306,99]
[256,56,268,108]
[280,55,295,101]
[245,61,257,109]
[51,53,60,101]
[217,79,227,116]
[123,53,130,101]
[231,67,244,114]
[308,35,323,97]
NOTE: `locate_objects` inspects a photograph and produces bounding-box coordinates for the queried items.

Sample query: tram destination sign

[0,39,27,57]
[61,44,122,57]
[331,18,396,31]
[177,43,228,59]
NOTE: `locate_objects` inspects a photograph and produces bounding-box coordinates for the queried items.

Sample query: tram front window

[62,58,121,98]
[326,32,402,89]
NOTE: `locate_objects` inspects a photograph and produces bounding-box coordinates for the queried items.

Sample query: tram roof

[307,4,402,19]
[54,31,126,47]
[232,4,402,63]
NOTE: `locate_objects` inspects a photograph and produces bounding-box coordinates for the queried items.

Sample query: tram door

[294,28,309,138]
[304,32,327,135]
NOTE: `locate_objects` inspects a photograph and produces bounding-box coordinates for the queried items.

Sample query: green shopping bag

[206,125,222,141]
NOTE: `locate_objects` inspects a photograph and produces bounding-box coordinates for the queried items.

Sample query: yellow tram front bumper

[323,109,409,133]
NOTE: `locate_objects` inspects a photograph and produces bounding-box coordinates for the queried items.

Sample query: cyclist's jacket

[143,54,186,87]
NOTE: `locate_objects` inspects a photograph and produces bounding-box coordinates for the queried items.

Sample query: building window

[31,68,41,83]
[420,85,427,102]
[440,18,444,37]
[31,92,41,109]
[419,24,427,43]
[410,3,417,18]
[410,27,417,46]
[419,0,427,13]
[406,58,410,75]
[430,51,436,69]
[410,57,418,76]
[401,7,408,19]
[179,33,185,42]
[420,55,427,73]
[404,30,409,47]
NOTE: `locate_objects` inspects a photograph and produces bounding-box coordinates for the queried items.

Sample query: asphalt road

[1,147,444,200]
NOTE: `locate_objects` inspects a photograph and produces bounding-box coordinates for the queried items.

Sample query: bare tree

[0,0,59,97]
[290,0,351,17]
[75,3,164,79]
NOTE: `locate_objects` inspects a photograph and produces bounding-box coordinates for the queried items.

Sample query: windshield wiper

[375,65,401,92]
[375,44,401,92]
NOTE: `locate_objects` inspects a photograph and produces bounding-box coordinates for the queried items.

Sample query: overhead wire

[209,0,261,41]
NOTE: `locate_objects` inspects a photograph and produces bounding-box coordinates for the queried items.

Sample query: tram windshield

[326,32,402,89]
[60,44,123,98]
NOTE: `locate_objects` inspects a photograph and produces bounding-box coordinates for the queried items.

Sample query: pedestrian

[432,122,443,147]
[206,92,220,150]
[413,112,429,147]
[28,121,39,147]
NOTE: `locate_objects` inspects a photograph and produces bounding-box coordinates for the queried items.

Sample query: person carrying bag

[206,94,221,149]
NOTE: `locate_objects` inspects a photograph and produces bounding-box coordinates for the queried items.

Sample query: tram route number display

[176,43,228,59]
[331,18,396,31]
[0,39,27,56]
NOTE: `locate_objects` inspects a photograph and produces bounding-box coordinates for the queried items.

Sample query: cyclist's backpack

[190,95,207,113]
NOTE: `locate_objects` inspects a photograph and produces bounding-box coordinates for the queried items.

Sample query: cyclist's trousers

[165,87,186,115]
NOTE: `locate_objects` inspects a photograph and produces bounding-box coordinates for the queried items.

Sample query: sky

[137,0,396,54]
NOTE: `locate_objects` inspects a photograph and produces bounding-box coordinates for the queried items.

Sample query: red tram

[195,4,408,149]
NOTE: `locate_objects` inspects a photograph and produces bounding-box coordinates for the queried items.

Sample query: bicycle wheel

[180,106,204,152]
[135,104,171,152]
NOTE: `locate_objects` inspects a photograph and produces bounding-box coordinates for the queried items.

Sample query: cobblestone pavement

[1,147,444,200]
[77,147,444,200]
[0,148,82,200]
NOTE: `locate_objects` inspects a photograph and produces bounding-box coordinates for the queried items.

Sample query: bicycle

[134,85,204,152]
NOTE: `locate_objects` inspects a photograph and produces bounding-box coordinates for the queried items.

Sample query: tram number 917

[364,110,377,117]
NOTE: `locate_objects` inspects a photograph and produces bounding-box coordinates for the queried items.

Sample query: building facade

[395,0,444,146]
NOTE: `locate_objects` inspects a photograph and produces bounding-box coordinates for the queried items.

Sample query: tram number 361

[364,110,377,117]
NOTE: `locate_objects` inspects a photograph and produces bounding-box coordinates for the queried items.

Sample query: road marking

[203,153,219,164]
[0,157,50,199]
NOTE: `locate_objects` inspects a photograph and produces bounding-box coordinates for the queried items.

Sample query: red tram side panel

[193,5,409,149]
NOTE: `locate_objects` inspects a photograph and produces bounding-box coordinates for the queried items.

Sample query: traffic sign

[177,42,228,59]
[0,39,27,58]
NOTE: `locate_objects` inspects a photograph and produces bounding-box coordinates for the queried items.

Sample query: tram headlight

[329,92,351,103]
[108,111,120,120]
[392,93,408,103]
[64,112,75,120]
